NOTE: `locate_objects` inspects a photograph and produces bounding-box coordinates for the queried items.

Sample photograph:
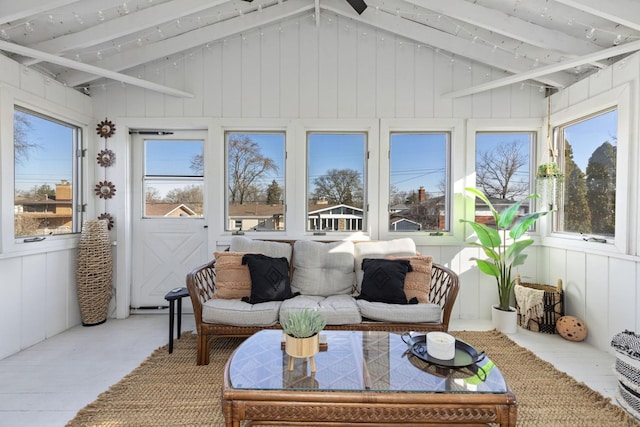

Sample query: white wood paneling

[355,24,376,118]
[261,31,280,118]
[203,43,223,117]
[337,17,357,118]
[414,46,434,118]
[222,38,242,117]
[0,258,22,359]
[242,35,261,118]
[608,258,636,336]
[21,254,47,348]
[375,35,396,118]
[318,18,338,118]
[395,40,415,118]
[280,25,299,118]
[299,18,319,118]
[584,253,610,349]
[433,55,453,118]
[184,47,204,117]
[564,250,587,322]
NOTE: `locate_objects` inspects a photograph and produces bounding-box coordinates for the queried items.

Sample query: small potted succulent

[536,162,564,210]
[281,309,326,370]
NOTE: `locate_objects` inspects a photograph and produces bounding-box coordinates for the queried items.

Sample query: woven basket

[612,330,640,422]
[514,277,564,334]
[76,220,113,326]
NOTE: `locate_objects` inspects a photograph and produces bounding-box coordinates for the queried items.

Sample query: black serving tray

[402,333,486,369]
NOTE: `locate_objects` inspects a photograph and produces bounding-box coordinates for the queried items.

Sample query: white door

[131,131,209,308]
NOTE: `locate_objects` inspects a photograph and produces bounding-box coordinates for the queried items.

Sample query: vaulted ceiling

[1,0,639,98]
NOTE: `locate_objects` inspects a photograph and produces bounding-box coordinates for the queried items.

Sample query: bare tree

[14,111,39,165]
[228,135,278,204]
[477,141,529,199]
[312,168,363,206]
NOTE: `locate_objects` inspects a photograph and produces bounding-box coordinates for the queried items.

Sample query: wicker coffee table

[222,330,516,426]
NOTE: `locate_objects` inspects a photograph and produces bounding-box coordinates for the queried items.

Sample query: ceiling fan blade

[345,0,367,14]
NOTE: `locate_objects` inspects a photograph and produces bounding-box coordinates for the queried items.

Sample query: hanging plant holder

[536,162,564,211]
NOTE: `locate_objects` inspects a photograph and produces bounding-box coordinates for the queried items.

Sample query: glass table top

[228,330,507,394]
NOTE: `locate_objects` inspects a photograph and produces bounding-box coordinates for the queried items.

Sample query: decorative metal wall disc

[98,213,115,230]
[96,149,115,167]
[96,118,116,138]
[94,181,117,199]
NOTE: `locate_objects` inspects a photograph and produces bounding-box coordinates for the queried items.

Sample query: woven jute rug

[67,330,638,427]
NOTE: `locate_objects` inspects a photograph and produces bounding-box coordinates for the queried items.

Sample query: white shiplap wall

[0,53,92,360]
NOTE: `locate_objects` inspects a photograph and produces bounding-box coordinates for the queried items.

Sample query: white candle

[426,332,456,360]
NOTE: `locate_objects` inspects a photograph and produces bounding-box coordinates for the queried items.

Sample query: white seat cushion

[291,240,355,296]
[356,300,441,323]
[280,295,362,325]
[202,298,281,326]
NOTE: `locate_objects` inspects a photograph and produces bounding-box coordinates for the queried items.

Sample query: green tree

[563,141,591,233]
[34,184,55,200]
[586,141,616,236]
[312,168,363,206]
[228,135,278,204]
[266,180,282,205]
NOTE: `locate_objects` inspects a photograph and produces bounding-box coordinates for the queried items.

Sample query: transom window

[389,132,449,232]
[307,133,366,232]
[14,107,82,238]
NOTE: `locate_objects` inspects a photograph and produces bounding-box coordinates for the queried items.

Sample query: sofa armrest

[430,263,460,331]
[186,259,217,327]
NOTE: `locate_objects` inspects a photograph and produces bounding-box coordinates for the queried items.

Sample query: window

[307,133,366,232]
[14,107,82,238]
[476,132,533,199]
[389,132,449,232]
[225,132,285,231]
[555,108,617,238]
[144,139,204,218]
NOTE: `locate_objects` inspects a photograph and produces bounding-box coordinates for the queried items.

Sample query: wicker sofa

[186,237,459,365]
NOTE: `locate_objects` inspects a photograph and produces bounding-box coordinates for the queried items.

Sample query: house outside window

[389,132,449,232]
[14,107,82,238]
[307,132,366,232]
[143,139,204,218]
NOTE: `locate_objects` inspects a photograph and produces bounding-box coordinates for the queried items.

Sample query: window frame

[218,122,290,238]
[547,85,631,255]
[380,119,463,244]
[296,119,378,240]
[1,87,90,256]
[465,119,543,243]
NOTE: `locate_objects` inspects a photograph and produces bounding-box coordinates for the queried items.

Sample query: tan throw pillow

[213,251,252,299]
[387,255,433,304]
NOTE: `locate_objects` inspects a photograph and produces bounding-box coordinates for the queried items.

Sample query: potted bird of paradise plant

[461,187,549,333]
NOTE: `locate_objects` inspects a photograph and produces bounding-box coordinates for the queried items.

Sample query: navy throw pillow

[241,253,295,304]
[357,258,415,304]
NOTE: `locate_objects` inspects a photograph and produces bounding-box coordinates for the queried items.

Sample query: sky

[14,110,74,192]
[15,109,618,199]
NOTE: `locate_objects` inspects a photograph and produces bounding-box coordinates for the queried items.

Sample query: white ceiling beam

[404,0,602,56]
[322,0,575,88]
[0,0,81,25]
[60,0,314,87]
[553,0,640,32]
[0,40,194,98]
[315,0,321,27]
[444,39,640,98]
[24,0,232,65]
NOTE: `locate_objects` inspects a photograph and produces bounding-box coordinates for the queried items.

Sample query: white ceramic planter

[492,305,518,334]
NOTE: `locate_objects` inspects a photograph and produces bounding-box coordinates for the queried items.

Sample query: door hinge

[76,149,86,158]
[76,204,87,213]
